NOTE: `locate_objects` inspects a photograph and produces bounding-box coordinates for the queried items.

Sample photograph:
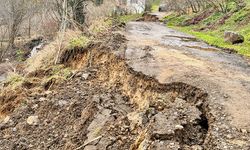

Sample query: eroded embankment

[60,43,214,149]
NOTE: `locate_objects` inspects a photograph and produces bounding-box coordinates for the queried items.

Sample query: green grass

[6,72,25,89]
[164,2,250,57]
[49,65,72,79]
[170,26,250,56]
[163,13,193,26]
[151,0,161,12]
[16,49,26,62]
[68,36,90,49]
[118,14,142,23]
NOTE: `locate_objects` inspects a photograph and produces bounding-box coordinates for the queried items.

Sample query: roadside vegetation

[162,0,250,57]
[0,0,144,98]
[151,0,161,12]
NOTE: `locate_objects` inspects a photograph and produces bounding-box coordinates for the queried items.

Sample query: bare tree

[0,0,40,60]
[53,0,87,28]
[162,0,240,14]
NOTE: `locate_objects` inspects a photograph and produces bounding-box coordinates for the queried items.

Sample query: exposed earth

[0,14,250,150]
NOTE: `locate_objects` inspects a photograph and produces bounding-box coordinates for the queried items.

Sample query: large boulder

[224,31,244,44]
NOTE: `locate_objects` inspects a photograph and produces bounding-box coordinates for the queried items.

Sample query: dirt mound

[0,43,224,149]
[136,13,159,22]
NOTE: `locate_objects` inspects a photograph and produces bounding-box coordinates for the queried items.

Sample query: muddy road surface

[125,21,250,130]
[122,20,250,148]
[0,17,250,150]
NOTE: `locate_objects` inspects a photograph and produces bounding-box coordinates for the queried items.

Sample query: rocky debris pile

[0,66,210,150]
[224,31,244,44]
[136,13,159,22]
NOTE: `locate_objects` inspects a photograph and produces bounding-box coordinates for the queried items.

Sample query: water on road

[124,21,250,131]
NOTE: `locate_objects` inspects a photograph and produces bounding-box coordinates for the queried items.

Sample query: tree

[53,0,87,27]
[0,0,39,50]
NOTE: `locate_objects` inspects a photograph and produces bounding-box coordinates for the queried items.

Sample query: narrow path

[124,21,250,132]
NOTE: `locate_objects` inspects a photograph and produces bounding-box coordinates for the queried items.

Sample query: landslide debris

[0,33,249,150]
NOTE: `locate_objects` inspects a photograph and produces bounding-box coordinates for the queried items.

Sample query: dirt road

[125,21,250,129]
[0,17,250,150]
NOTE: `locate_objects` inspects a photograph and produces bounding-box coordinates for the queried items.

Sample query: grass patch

[16,49,26,62]
[6,72,25,89]
[117,14,142,23]
[49,65,72,79]
[89,18,113,34]
[89,14,142,34]
[164,2,250,57]
[150,0,161,12]
[170,25,250,56]
[163,13,192,26]
[68,36,90,49]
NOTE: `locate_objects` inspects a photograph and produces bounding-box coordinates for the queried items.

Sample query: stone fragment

[27,116,39,125]
[224,31,244,44]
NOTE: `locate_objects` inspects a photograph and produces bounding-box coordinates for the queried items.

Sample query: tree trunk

[72,0,85,25]
[28,17,31,38]
[7,22,18,50]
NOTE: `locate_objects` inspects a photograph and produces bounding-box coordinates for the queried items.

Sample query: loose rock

[224,31,244,44]
[27,116,39,125]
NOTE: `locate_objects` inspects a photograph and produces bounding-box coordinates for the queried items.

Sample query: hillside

[163,0,250,57]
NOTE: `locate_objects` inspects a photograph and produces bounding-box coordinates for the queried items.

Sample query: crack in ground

[60,44,212,149]
[0,43,213,150]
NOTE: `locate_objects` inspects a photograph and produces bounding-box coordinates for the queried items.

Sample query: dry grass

[25,29,83,72]
[89,18,113,34]
[86,0,116,25]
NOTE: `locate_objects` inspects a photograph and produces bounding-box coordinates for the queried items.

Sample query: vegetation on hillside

[162,0,250,56]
